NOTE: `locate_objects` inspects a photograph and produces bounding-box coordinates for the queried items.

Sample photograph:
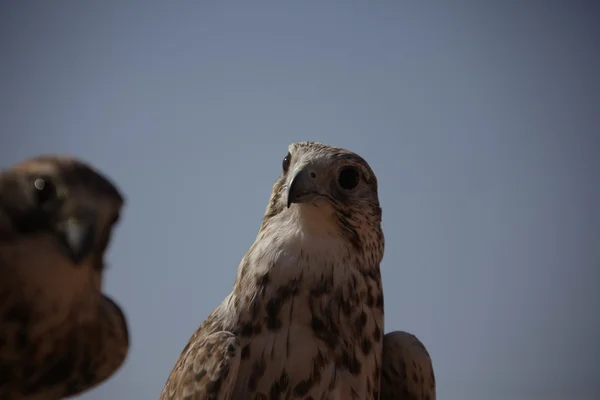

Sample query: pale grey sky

[1,1,599,399]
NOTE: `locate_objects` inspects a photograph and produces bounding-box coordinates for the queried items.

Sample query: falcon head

[0,155,123,269]
[262,142,383,254]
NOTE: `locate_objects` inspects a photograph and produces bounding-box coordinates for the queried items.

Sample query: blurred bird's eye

[33,177,57,205]
[282,152,291,173]
[338,167,360,190]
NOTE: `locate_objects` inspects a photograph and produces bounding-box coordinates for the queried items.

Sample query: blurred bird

[0,155,129,399]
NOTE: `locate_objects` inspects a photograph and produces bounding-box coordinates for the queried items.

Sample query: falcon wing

[381,331,436,400]
[160,331,240,400]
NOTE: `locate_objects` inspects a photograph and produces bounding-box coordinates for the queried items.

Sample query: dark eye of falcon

[282,152,291,173]
[338,167,360,190]
[33,176,58,206]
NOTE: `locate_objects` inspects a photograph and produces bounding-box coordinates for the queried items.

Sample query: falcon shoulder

[160,314,241,400]
[381,331,436,400]
[0,155,129,399]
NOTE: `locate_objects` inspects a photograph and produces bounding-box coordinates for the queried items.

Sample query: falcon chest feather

[230,205,384,400]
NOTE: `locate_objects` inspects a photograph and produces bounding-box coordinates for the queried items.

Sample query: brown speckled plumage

[381,331,436,400]
[161,142,385,400]
[0,156,129,399]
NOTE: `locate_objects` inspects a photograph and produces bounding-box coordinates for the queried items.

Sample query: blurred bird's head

[0,155,124,269]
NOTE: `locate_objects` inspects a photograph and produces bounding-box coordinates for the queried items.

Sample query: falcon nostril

[309,172,317,179]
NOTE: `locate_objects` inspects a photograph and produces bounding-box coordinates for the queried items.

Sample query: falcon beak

[287,167,323,208]
[55,215,96,264]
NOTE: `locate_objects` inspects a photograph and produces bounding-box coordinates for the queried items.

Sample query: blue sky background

[1,1,599,399]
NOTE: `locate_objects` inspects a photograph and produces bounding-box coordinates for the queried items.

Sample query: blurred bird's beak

[287,167,323,208]
[55,217,96,264]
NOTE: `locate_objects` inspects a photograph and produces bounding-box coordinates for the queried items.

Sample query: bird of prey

[161,142,386,400]
[381,331,436,400]
[0,155,129,399]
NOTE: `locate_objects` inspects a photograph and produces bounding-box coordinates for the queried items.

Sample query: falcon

[161,142,385,399]
[0,155,129,399]
[381,331,436,400]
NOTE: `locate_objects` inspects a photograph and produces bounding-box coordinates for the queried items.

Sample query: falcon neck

[223,207,384,340]
[233,207,384,295]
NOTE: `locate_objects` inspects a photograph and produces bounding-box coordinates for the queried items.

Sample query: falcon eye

[338,167,360,191]
[33,177,57,206]
[282,152,291,173]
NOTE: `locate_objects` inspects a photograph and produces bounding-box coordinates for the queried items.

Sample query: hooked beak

[287,167,323,208]
[55,216,96,264]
